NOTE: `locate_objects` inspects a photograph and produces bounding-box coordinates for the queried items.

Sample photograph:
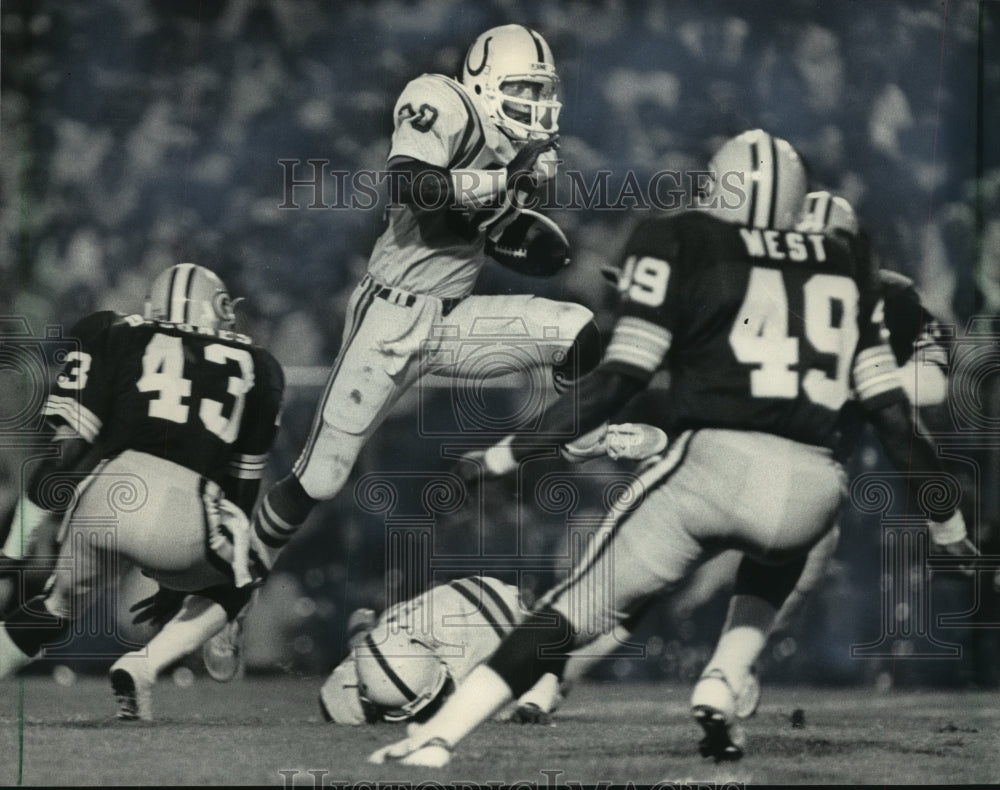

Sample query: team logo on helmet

[461,24,561,141]
[144,263,237,330]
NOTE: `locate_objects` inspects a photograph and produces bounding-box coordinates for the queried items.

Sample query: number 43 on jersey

[137,333,254,442]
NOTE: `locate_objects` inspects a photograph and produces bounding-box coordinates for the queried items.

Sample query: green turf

[0,675,997,785]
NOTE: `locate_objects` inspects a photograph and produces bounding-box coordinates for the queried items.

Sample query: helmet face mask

[144,263,237,330]
[700,129,807,231]
[462,24,561,141]
[355,631,453,721]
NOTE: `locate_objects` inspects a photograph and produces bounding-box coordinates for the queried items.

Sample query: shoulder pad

[877,268,916,293]
[254,348,286,391]
[67,310,122,343]
[624,213,688,256]
[394,75,473,136]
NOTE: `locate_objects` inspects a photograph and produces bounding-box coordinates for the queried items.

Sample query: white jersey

[378,575,523,679]
[366,74,522,299]
[320,576,524,724]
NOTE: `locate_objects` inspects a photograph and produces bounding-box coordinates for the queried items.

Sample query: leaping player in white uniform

[250,24,599,561]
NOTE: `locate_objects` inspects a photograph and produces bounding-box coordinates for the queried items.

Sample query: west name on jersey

[739,228,828,263]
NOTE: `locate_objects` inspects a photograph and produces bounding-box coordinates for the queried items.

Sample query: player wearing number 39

[0,264,283,686]
[368,129,955,767]
[250,24,597,558]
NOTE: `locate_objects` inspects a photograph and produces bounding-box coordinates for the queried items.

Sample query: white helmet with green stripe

[144,263,237,330]
[701,129,808,231]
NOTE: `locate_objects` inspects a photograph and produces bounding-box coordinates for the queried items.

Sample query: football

[485,208,570,277]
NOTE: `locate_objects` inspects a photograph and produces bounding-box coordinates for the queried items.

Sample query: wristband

[929,510,967,545]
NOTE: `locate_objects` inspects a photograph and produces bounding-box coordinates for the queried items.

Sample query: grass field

[0,674,997,786]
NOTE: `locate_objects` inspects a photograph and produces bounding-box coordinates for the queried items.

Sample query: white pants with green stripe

[539,429,847,644]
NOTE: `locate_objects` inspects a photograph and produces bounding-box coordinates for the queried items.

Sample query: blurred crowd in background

[2,0,999,688]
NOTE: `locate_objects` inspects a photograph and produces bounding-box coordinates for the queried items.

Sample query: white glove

[604,423,668,461]
[215,498,254,587]
[561,423,610,463]
[367,730,452,767]
[532,146,560,186]
[562,423,668,463]
[319,660,368,725]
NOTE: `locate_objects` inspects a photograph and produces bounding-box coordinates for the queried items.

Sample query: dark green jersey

[44,314,284,485]
[601,211,903,449]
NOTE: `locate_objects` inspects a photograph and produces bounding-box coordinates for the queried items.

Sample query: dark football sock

[553,319,603,394]
[487,607,574,697]
[253,474,319,548]
[4,594,69,657]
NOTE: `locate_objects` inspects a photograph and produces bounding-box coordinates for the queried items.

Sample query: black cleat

[109,660,154,722]
[508,702,551,725]
[693,704,745,762]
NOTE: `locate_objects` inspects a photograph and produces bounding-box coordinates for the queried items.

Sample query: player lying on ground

[0,264,283,724]
[366,129,976,768]
[318,576,570,726]
[319,422,670,729]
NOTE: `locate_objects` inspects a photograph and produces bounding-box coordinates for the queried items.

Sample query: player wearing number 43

[0,264,284,717]
[368,129,976,767]
[250,25,598,565]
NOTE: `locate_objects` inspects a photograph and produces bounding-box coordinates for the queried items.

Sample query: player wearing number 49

[368,129,971,768]
[0,264,284,705]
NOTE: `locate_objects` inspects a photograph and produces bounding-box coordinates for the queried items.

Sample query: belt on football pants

[367,277,461,316]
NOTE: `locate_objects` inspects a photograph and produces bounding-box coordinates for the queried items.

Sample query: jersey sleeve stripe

[435,78,485,170]
[604,317,672,373]
[227,454,267,473]
[447,579,506,638]
[466,576,518,630]
[42,396,102,442]
[225,464,265,481]
[853,345,905,402]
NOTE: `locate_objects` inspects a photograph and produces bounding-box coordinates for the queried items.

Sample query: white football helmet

[461,24,561,141]
[355,629,453,722]
[700,129,807,231]
[796,190,860,236]
[144,263,237,329]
